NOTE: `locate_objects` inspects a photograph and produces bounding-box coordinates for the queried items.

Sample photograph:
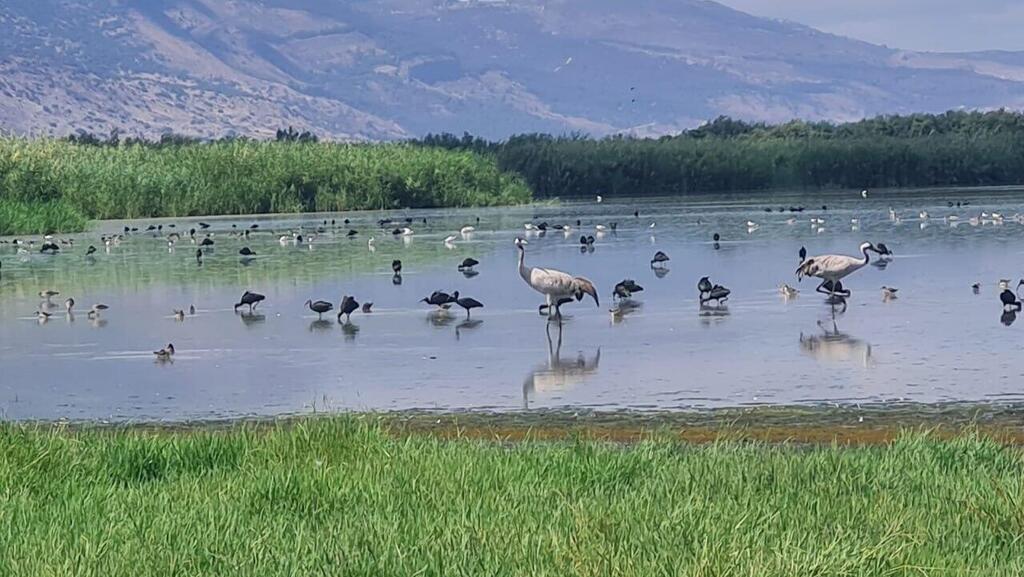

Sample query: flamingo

[795,242,879,297]
[515,238,598,318]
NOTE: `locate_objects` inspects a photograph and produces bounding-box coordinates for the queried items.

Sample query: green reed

[1,417,1021,576]
[0,139,531,234]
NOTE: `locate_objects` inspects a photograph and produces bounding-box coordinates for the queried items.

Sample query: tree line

[414,110,1024,197]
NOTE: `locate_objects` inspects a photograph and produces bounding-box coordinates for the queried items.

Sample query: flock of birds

[11,193,1024,362]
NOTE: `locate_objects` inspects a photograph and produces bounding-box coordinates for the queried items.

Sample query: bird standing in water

[234,291,265,312]
[455,295,484,319]
[337,296,359,322]
[154,343,175,360]
[515,238,598,319]
[306,299,334,320]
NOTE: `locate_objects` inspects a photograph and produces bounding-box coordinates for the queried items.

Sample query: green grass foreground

[1,419,1022,576]
[0,139,531,235]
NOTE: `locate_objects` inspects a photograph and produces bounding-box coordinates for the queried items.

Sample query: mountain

[4,0,1024,140]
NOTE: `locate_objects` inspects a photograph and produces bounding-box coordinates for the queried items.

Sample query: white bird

[596,195,603,203]
[779,284,799,298]
[649,222,656,229]
[919,211,929,220]
[460,226,476,234]
[444,235,457,246]
[888,207,897,220]
[595,224,607,232]
[515,238,598,318]
[524,223,538,231]
[861,190,869,198]
[399,227,414,236]
[795,242,880,297]
[745,220,758,228]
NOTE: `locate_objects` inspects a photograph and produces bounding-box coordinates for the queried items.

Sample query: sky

[718,0,1024,52]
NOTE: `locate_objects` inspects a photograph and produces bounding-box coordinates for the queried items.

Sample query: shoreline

[19,403,1024,445]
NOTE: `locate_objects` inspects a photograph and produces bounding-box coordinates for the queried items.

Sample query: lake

[3,188,1024,422]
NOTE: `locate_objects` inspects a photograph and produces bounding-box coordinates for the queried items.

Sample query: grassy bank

[2,417,1022,576]
[0,138,531,235]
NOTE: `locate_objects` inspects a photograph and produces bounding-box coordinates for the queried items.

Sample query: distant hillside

[4,0,1024,140]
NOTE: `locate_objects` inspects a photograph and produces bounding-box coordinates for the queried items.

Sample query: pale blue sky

[718,0,1024,52]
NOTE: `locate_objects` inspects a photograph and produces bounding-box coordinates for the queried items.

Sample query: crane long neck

[858,245,871,266]
[517,246,529,281]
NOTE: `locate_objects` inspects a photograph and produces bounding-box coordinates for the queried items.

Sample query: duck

[173,309,185,321]
[153,343,175,359]
[361,302,373,313]
[458,258,479,271]
[650,251,670,268]
[87,304,109,318]
[779,284,799,298]
[882,286,899,300]
[613,279,644,301]
[392,260,402,274]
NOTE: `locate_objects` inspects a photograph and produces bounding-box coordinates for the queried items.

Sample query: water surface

[3,189,1024,421]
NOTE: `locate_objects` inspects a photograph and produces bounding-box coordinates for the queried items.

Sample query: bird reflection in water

[799,319,872,367]
[522,323,601,408]
[455,319,483,340]
[609,300,642,324]
[426,309,456,327]
[392,273,403,285]
[698,302,730,326]
[308,319,332,332]
[237,311,266,327]
[340,321,360,341]
[1001,310,1017,326]
[89,317,108,329]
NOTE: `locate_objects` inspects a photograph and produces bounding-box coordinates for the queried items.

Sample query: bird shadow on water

[522,323,601,409]
[799,319,873,367]
[652,267,670,279]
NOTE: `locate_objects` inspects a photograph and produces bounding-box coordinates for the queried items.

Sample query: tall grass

[0,139,531,233]
[0,198,88,235]
[1,418,1022,576]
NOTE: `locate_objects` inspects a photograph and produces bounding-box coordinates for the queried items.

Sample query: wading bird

[1001,286,1022,311]
[455,295,484,319]
[337,296,359,322]
[306,299,333,320]
[795,242,879,298]
[421,291,455,309]
[799,246,807,262]
[153,343,175,360]
[882,286,899,300]
[239,247,255,256]
[392,260,402,274]
[613,279,644,301]
[458,258,479,272]
[516,238,598,319]
[64,298,75,313]
[234,291,265,312]
[87,304,109,318]
[702,283,731,305]
[361,302,373,313]
[780,284,799,298]
[39,290,59,303]
[650,251,670,268]
[697,277,713,299]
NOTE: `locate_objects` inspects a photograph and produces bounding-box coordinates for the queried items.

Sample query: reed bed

[0,139,531,234]
[1,417,1021,576]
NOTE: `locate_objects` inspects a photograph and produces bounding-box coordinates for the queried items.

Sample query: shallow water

[3,188,1024,421]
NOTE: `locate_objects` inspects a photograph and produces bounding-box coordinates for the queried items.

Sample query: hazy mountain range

[4,0,1024,140]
